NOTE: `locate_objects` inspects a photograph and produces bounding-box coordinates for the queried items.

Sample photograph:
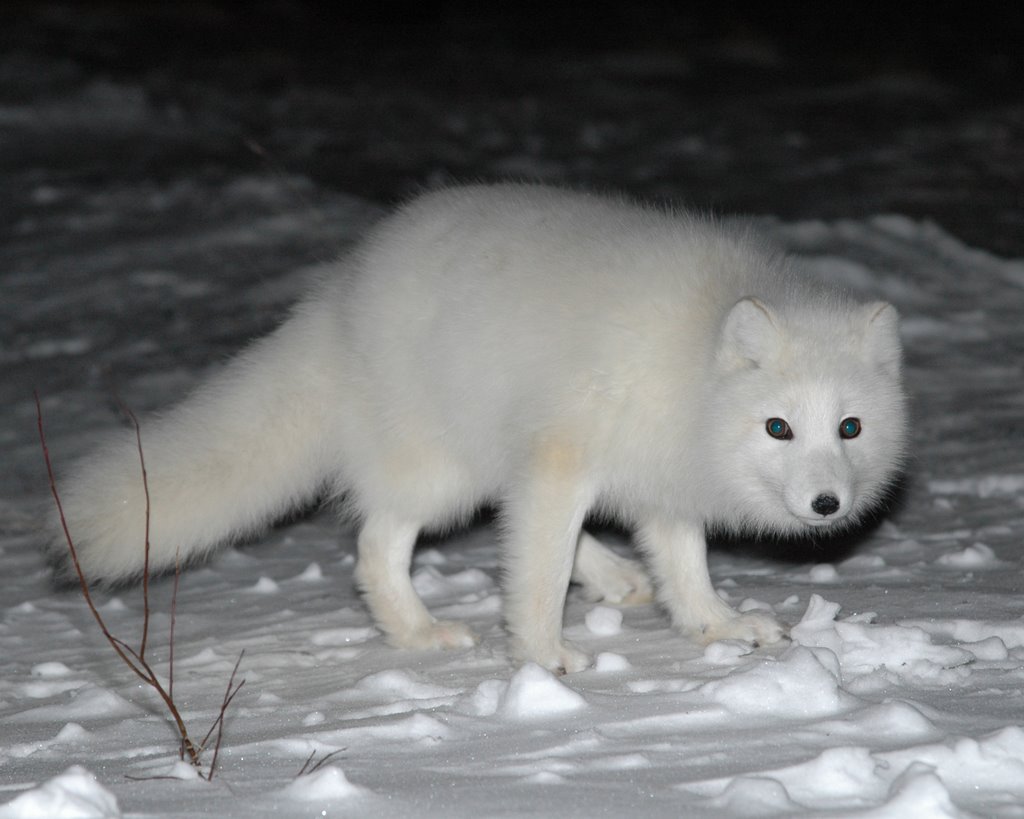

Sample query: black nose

[811,493,841,516]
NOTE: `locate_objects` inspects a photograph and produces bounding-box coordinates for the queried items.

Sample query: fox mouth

[791,510,850,529]
[799,516,840,528]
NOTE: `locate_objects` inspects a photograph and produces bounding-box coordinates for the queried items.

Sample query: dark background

[3,2,1022,254]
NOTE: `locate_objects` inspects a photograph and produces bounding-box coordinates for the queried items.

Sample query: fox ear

[862,301,902,377]
[717,297,780,369]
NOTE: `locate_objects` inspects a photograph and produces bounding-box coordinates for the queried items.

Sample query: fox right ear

[717,297,780,369]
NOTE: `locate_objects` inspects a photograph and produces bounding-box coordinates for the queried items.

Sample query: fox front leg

[502,442,596,674]
[637,519,787,646]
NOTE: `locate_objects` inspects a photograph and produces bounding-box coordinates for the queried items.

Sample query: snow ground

[2,5,1024,818]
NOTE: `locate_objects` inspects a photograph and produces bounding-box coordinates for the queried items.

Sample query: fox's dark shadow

[710,471,911,566]
[45,471,912,594]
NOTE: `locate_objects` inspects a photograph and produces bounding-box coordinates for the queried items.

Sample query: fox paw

[699,612,788,648]
[581,560,654,605]
[573,544,654,606]
[511,638,592,675]
[388,619,478,651]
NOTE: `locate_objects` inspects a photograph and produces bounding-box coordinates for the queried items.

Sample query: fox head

[704,296,908,536]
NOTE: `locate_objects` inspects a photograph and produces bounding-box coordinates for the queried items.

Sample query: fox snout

[783,454,853,526]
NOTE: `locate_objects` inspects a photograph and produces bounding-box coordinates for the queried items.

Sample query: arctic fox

[52,184,908,673]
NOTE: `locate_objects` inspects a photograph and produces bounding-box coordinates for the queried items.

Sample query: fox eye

[839,417,862,439]
[766,418,793,440]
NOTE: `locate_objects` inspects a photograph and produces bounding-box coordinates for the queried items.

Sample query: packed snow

[3,5,1024,817]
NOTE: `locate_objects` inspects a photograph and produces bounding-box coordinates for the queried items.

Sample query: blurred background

[3,2,1022,253]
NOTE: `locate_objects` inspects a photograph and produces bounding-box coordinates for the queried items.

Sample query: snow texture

[3,5,1024,817]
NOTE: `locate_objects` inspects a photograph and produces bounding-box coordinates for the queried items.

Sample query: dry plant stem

[297,750,318,777]
[34,392,201,768]
[125,774,193,782]
[169,554,180,704]
[297,748,347,778]
[202,650,246,782]
[36,392,248,781]
[115,399,153,661]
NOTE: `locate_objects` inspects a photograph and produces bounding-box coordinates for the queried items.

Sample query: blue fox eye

[766,418,793,440]
[839,417,862,439]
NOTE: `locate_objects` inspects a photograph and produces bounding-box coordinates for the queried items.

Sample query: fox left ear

[862,301,902,377]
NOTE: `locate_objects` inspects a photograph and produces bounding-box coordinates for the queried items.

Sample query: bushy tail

[51,307,339,584]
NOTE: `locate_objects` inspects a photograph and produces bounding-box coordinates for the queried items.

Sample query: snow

[496,664,588,720]
[584,606,624,636]
[3,5,1024,817]
[0,766,120,819]
[278,765,369,802]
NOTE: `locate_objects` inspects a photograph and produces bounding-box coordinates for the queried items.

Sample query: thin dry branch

[114,398,153,661]
[203,650,246,781]
[36,392,245,777]
[169,553,181,703]
[36,392,202,767]
[297,748,348,778]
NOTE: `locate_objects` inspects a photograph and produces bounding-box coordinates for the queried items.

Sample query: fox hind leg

[572,531,654,605]
[354,512,476,650]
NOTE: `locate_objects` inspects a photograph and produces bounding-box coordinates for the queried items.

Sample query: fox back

[328,185,906,530]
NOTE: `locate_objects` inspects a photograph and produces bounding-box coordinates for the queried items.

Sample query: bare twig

[125,774,195,782]
[116,399,153,662]
[297,750,318,778]
[169,552,180,703]
[36,392,201,766]
[36,392,245,777]
[297,748,347,778]
[203,650,246,781]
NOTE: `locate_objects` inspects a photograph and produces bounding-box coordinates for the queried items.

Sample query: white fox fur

[52,184,908,672]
